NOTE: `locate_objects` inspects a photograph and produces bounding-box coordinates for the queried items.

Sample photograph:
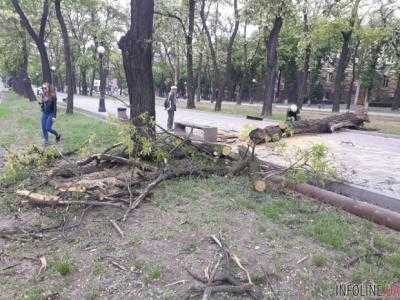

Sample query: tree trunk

[297,45,311,108]
[81,67,88,95]
[276,69,282,102]
[346,40,360,110]
[118,0,155,126]
[238,19,248,105]
[11,0,52,84]
[89,69,96,96]
[286,60,299,104]
[98,53,106,112]
[219,0,240,109]
[392,73,400,111]
[332,0,360,112]
[186,0,196,109]
[297,6,311,108]
[262,16,283,116]
[363,44,382,109]
[201,0,221,109]
[250,113,368,144]
[9,31,36,101]
[332,31,352,112]
[196,51,203,102]
[55,0,74,114]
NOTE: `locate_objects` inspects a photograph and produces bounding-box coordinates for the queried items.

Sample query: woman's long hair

[42,82,57,98]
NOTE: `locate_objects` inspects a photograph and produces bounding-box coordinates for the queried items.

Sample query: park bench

[174,121,218,142]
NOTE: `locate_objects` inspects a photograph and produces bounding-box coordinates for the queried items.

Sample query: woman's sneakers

[56,134,61,143]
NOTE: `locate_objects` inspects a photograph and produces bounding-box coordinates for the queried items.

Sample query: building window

[383,76,389,88]
[328,72,334,82]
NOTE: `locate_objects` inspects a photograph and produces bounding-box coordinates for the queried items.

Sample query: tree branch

[154,10,187,37]
[10,0,40,43]
[39,0,49,40]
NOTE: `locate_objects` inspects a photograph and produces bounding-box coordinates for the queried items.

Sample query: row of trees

[0,0,399,119]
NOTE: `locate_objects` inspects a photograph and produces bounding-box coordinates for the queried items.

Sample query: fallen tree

[249,112,369,144]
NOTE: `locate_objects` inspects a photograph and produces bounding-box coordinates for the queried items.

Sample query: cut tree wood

[249,112,369,144]
[254,180,267,192]
[16,190,126,209]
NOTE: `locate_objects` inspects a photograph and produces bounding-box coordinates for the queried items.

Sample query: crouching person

[286,104,301,123]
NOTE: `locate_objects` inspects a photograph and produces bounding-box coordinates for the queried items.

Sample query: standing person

[164,86,177,130]
[40,82,61,145]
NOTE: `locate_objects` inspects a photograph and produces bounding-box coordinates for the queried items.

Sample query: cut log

[250,112,368,144]
[254,180,267,192]
[16,190,125,209]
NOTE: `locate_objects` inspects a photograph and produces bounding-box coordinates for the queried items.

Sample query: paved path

[58,93,276,131]
[176,97,400,119]
[59,92,400,198]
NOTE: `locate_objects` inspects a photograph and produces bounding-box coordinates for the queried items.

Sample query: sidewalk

[58,92,276,132]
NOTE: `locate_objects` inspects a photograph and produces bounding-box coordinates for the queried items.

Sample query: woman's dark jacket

[41,96,57,117]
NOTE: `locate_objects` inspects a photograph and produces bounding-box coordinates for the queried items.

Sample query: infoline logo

[384,282,400,297]
[336,282,400,297]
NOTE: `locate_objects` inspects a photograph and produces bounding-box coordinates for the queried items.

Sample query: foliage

[286,143,338,186]
[1,145,59,185]
[51,257,74,276]
[239,124,257,141]
[110,114,169,163]
[305,212,349,249]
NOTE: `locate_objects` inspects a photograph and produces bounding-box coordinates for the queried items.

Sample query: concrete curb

[346,129,400,140]
[325,181,400,213]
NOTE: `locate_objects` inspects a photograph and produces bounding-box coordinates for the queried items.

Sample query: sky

[116,0,399,25]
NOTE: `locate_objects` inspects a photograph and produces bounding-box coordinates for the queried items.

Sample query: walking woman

[40,82,61,145]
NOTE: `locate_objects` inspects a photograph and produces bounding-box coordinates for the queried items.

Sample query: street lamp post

[50,65,56,87]
[97,45,106,112]
[251,78,257,104]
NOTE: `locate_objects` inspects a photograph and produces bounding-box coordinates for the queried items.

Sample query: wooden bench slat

[173,122,218,142]
[174,122,215,130]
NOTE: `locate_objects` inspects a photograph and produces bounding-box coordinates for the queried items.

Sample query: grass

[22,288,42,300]
[312,254,328,267]
[305,212,349,249]
[52,257,74,276]
[0,92,119,152]
[365,119,400,135]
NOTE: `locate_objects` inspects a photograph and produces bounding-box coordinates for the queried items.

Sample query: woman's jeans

[167,110,174,130]
[41,113,59,142]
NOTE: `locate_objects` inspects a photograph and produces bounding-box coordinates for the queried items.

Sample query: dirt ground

[252,130,400,198]
[3,175,394,299]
